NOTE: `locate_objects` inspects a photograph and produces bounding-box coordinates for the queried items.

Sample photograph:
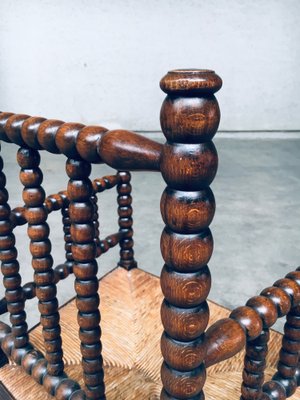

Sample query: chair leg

[159,69,222,399]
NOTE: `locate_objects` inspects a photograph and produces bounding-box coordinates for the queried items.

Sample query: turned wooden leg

[159,69,222,399]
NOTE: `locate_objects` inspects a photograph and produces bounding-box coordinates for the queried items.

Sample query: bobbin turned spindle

[159,69,222,399]
[117,171,137,270]
[66,158,105,400]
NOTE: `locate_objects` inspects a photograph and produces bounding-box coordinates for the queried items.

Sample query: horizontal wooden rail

[0,229,126,316]
[0,262,72,316]
[204,267,300,400]
[0,321,86,398]
[9,174,121,229]
[0,112,162,171]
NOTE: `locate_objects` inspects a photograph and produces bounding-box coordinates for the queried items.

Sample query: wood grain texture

[2,68,300,399]
[0,268,298,400]
[204,269,300,400]
[0,112,162,171]
[66,158,104,400]
[98,130,162,171]
[0,150,29,353]
[17,147,64,376]
[160,69,222,95]
[159,69,221,399]
[117,171,137,270]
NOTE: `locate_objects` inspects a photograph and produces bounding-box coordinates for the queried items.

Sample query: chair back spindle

[18,146,65,377]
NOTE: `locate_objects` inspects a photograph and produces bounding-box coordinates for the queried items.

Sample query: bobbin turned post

[117,171,137,270]
[159,69,222,399]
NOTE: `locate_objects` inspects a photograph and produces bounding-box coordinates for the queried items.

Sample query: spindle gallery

[0,70,299,399]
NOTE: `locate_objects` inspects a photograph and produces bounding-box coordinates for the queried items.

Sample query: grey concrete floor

[0,133,299,332]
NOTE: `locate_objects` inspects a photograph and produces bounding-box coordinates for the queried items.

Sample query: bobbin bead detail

[160,69,222,95]
[161,390,204,400]
[160,265,211,307]
[161,228,213,272]
[230,306,263,339]
[160,142,218,191]
[161,362,206,399]
[161,187,215,234]
[17,146,64,375]
[160,95,220,143]
[66,158,105,399]
[21,116,46,150]
[246,296,277,328]
[161,332,206,372]
[159,69,221,399]
[0,154,29,352]
[161,300,209,341]
[260,287,291,317]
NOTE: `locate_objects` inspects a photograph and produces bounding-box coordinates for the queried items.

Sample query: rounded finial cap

[160,69,222,95]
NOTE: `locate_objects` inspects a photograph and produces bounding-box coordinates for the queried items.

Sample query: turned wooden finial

[159,69,222,400]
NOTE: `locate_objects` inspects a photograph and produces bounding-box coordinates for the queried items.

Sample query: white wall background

[0,0,300,131]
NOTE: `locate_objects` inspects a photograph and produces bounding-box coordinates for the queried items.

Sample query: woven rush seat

[1,70,300,399]
[0,267,298,400]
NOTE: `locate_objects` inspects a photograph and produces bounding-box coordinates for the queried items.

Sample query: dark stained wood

[160,265,211,308]
[5,114,30,146]
[91,194,101,254]
[44,192,66,213]
[37,119,64,154]
[0,263,72,315]
[161,332,206,372]
[77,126,107,163]
[274,278,300,307]
[159,69,222,399]
[66,158,105,399]
[205,318,246,368]
[21,116,46,150]
[160,141,218,191]
[92,175,120,193]
[0,112,164,170]
[270,274,300,398]
[0,321,82,399]
[161,389,204,400]
[0,151,29,351]
[99,232,125,255]
[160,228,213,272]
[10,206,27,227]
[60,191,74,274]
[260,287,291,317]
[56,123,85,159]
[246,296,278,328]
[262,380,286,400]
[98,130,162,171]
[2,69,300,400]
[17,147,64,376]
[117,171,137,270]
[161,362,206,399]
[161,187,215,233]
[160,69,222,95]
[272,372,297,397]
[160,95,220,144]
[242,328,269,400]
[230,306,263,340]
[0,113,14,142]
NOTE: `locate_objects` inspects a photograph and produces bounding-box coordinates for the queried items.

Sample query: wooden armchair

[0,69,299,400]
